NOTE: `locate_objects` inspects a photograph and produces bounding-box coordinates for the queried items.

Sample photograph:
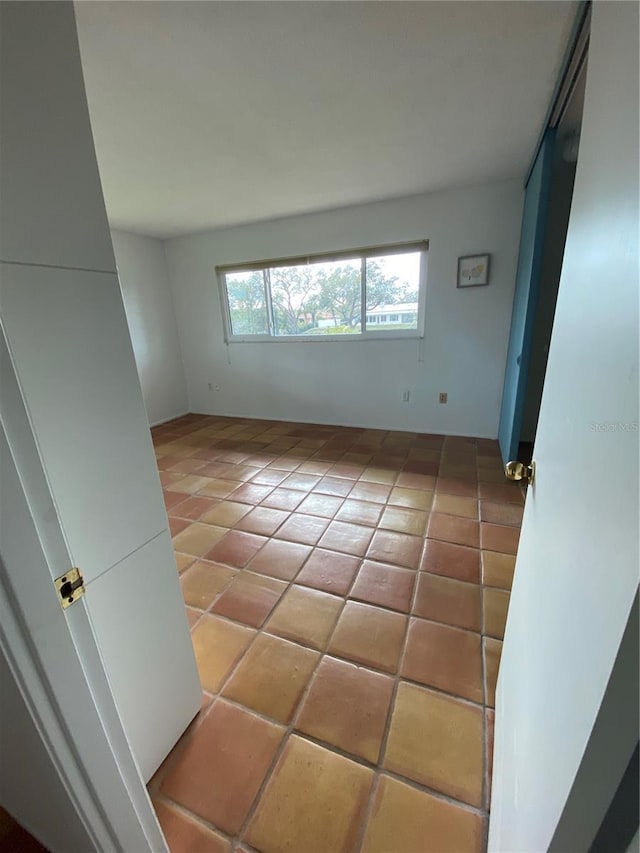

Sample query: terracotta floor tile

[180,561,237,609]
[153,800,230,853]
[170,495,218,521]
[172,475,215,495]
[367,530,423,570]
[420,538,480,583]
[403,460,439,477]
[169,517,191,538]
[161,699,284,835]
[350,560,415,613]
[480,500,524,527]
[229,482,274,505]
[174,552,196,575]
[224,633,319,723]
[185,606,201,629]
[245,735,373,853]
[329,601,407,673]
[318,520,374,557]
[274,513,330,546]
[428,512,480,548]
[250,467,290,486]
[199,499,251,528]
[379,506,428,536]
[413,572,481,631]
[335,499,383,527]
[235,506,290,536]
[328,462,365,480]
[360,466,397,485]
[211,571,286,628]
[266,585,343,649]
[296,656,394,763]
[158,456,185,472]
[268,456,300,471]
[298,459,334,475]
[383,681,483,806]
[348,481,392,504]
[480,522,520,555]
[477,467,509,484]
[296,493,344,518]
[196,478,243,499]
[433,493,478,520]
[261,487,306,511]
[280,472,320,492]
[164,490,189,511]
[436,477,478,498]
[313,476,355,498]
[482,550,516,590]
[172,523,228,557]
[402,617,482,703]
[160,471,185,488]
[478,483,524,504]
[483,587,510,639]
[190,614,255,692]
[388,486,433,511]
[361,774,483,853]
[483,636,502,707]
[396,472,436,491]
[204,530,267,568]
[295,548,361,596]
[247,538,312,581]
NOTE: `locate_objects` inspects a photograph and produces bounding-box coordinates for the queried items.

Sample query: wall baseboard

[186,408,498,441]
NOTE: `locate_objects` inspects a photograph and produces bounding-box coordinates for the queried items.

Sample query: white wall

[164,180,523,437]
[112,230,188,425]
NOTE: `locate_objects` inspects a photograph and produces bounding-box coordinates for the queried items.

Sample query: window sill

[225,333,424,344]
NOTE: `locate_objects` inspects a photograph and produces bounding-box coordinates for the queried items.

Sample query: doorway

[518,65,587,463]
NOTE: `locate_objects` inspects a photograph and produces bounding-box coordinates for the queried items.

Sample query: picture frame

[457,254,490,288]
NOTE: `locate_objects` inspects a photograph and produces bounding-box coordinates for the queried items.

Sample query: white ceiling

[75,1,577,239]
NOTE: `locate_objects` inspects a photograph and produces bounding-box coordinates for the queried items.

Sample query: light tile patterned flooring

[149,414,524,853]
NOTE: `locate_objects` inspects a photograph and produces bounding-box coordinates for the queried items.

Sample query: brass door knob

[505,460,535,485]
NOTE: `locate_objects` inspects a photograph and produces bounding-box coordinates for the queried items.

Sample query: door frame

[0,321,166,852]
[498,2,591,464]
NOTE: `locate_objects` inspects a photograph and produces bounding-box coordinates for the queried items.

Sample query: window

[217,241,427,341]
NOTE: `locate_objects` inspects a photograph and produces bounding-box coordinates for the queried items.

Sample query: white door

[0,261,201,782]
[0,327,166,851]
[489,3,639,851]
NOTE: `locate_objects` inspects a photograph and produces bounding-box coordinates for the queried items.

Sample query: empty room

[0,2,638,853]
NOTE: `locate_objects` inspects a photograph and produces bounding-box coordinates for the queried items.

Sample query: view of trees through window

[223,249,422,338]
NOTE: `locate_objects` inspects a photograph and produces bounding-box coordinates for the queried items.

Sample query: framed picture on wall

[457,254,490,288]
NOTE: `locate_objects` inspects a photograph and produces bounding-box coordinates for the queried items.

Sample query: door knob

[505,460,535,485]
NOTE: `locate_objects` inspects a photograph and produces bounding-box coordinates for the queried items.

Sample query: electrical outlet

[439,392,448,404]
[402,389,411,402]
[208,383,221,392]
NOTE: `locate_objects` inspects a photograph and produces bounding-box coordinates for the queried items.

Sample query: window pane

[365,252,421,332]
[269,258,361,336]
[225,271,268,336]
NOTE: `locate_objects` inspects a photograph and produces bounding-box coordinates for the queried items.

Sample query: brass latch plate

[55,568,85,609]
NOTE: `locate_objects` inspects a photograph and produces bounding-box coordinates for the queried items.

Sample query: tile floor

[148,414,524,853]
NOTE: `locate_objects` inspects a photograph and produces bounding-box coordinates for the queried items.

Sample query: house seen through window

[218,242,426,341]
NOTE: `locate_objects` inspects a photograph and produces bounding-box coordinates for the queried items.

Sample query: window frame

[216,240,428,343]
